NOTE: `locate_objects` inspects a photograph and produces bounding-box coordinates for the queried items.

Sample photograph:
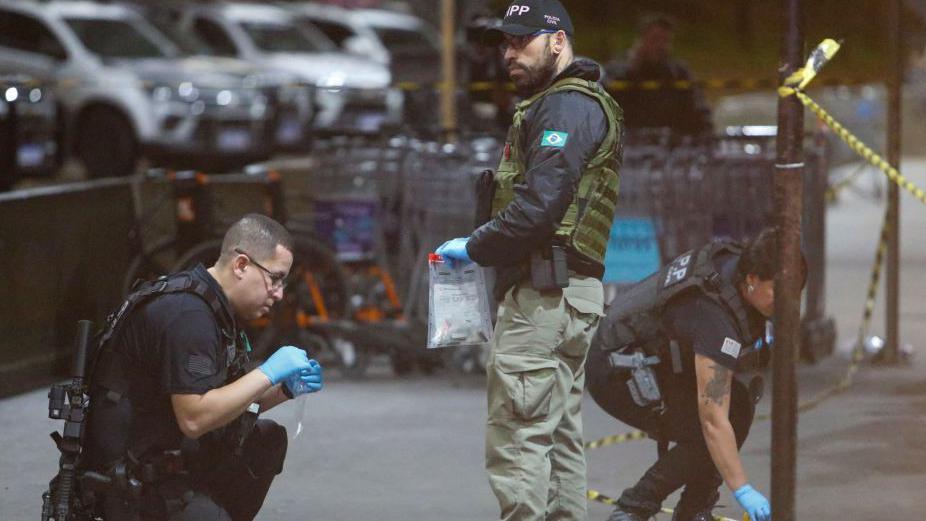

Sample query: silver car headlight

[144,81,199,104]
[4,85,19,103]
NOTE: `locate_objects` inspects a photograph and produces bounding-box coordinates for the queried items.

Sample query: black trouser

[104,419,288,521]
[586,347,754,519]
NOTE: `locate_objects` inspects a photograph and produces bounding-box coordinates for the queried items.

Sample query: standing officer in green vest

[437,1,623,519]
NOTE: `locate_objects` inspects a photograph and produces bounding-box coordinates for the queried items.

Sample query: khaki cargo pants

[486,276,604,521]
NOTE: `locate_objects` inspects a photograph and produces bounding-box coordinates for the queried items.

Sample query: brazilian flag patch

[540,130,569,148]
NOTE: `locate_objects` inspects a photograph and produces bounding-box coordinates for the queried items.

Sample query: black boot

[670,509,713,521]
[607,506,651,521]
[673,488,720,521]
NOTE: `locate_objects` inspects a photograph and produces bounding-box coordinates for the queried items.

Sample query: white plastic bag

[427,254,494,349]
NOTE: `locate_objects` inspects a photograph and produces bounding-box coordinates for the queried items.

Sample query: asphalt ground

[2,159,925,521]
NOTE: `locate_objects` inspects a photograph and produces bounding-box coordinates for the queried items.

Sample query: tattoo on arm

[702,363,731,406]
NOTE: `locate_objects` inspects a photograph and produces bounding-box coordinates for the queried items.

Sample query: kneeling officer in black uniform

[84,214,323,520]
[587,228,796,521]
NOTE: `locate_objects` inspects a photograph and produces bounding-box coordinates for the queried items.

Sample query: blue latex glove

[435,237,472,267]
[284,359,323,397]
[259,346,311,386]
[734,484,771,521]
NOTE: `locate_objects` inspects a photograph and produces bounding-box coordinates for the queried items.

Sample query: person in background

[605,14,712,136]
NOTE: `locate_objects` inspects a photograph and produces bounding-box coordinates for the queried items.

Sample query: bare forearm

[701,414,748,491]
[258,384,291,412]
[172,369,271,438]
[695,353,748,491]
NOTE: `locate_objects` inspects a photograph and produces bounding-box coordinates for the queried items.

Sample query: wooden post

[440,0,458,141]
[879,0,903,364]
[771,0,803,519]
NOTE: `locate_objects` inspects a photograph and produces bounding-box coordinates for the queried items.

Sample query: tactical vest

[86,271,250,464]
[490,76,624,266]
[599,240,757,360]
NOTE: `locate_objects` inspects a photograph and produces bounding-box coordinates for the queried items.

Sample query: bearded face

[503,34,559,97]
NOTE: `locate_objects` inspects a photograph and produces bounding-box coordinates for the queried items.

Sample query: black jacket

[466,59,610,294]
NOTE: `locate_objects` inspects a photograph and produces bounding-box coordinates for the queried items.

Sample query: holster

[473,169,495,228]
[608,349,663,408]
[530,244,569,291]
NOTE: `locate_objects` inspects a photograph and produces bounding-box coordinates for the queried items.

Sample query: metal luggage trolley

[395,134,503,374]
[304,134,421,375]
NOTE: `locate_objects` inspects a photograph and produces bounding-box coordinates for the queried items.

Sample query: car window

[192,18,238,57]
[65,18,167,59]
[239,21,335,53]
[306,19,355,47]
[145,14,210,56]
[373,27,436,53]
[0,10,68,61]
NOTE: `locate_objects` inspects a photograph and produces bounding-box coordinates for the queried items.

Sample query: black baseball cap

[484,0,574,45]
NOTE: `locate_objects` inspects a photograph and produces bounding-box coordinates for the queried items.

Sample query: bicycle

[306,133,433,375]
[120,167,366,375]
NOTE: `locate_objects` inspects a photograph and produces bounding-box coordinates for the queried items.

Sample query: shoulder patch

[721,337,742,358]
[541,130,568,148]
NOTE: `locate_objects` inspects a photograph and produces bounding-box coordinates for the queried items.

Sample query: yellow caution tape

[780,38,842,91]
[584,429,647,449]
[5,71,871,95]
[587,489,740,521]
[398,76,869,93]
[779,39,926,206]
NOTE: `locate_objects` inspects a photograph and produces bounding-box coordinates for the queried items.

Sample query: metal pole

[440,0,458,141]
[880,0,903,364]
[772,0,803,519]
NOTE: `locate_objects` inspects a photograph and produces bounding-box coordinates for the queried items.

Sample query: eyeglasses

[235,248,288,290]
[500,29,558,52]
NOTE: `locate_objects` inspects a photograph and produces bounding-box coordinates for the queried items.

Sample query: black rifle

[42,320,94,521]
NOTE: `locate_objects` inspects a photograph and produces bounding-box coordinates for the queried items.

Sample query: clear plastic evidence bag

[427,253,494,349]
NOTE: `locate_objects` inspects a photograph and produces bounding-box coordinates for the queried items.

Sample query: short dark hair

[638,13,675,34]
[735,227,808,287]
[218,213,293,266]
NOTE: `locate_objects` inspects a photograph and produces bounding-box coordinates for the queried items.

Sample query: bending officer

[586,228,794,521]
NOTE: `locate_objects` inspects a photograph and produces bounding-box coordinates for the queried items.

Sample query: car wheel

[77,106,137,178]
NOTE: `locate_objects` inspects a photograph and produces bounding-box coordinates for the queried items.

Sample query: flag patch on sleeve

[720,337,742,358]
[186,354,214,376]
[540,130,568,147]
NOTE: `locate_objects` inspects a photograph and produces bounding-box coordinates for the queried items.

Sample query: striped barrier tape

[779,39,926,206]
[587,489,743,521]
[4,76,873,94]
[396,77,871,92]
[584,429,647,450]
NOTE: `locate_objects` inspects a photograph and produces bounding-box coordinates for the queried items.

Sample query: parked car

[0,0,275,177]
[288,3,441,78]
[0,73,59,191]
[174,2,402,134]
[130,2,316,153]
[288,4,442,130]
